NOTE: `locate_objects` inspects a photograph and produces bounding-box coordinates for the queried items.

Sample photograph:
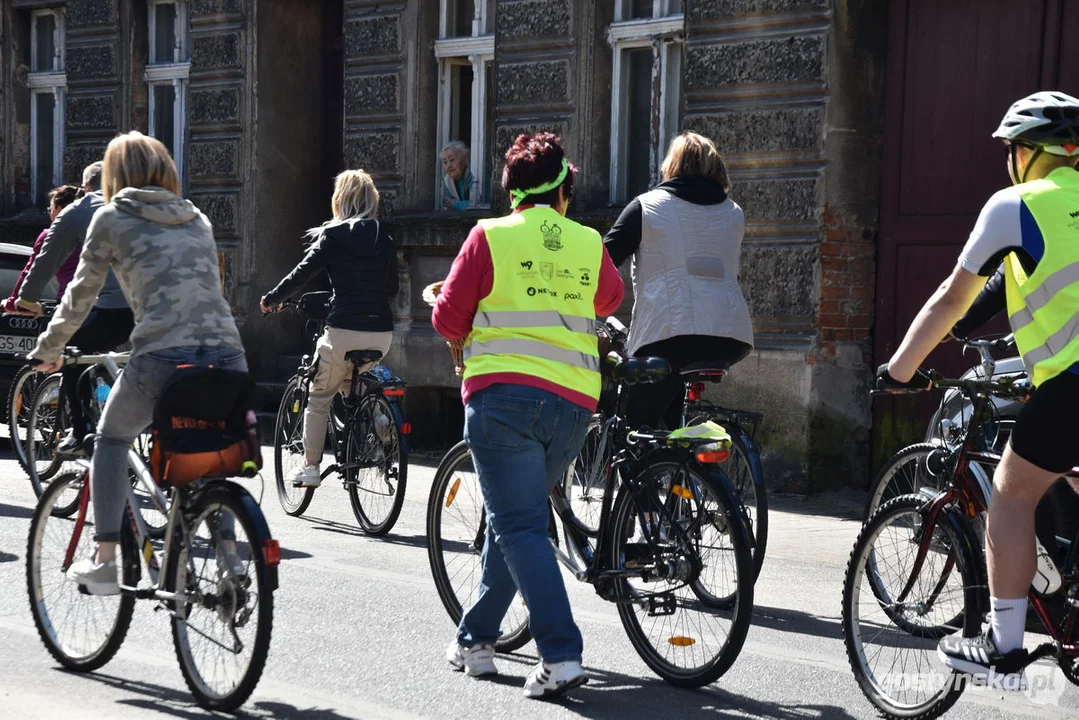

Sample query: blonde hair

[305,169,380,239]
[660,132,730,191]
[101,131,181,202]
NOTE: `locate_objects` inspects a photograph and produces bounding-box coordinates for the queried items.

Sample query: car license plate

[0,334,37,355]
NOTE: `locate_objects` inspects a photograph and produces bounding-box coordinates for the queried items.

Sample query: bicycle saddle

[611,356,670,385]
[345,349,383,365]
[680,360,730,382]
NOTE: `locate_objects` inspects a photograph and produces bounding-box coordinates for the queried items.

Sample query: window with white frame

[146,0,189,178]
[29,8,66,206]
[434,0,493,210]
[608,0,684,203]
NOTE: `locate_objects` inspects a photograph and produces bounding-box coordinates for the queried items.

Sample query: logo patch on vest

[541,262,554,281]
[521,261,533,270]
[540,220,563,251]
[579,268,592,286]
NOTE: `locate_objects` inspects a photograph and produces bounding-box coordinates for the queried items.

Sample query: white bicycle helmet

[993,91,1079,156]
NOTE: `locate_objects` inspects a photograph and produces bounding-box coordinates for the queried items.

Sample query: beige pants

[304,326,393,466]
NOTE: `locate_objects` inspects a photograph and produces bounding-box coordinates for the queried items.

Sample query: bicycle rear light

[695,442,730,464]
[687,383,705,402]
[262,539,281,566]
[383,388,405,397]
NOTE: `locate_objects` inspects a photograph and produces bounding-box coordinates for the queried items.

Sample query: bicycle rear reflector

[695,442,730,464]
[262,539,281,566]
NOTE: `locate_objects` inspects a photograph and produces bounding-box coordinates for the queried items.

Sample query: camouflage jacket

[31,186,243,364]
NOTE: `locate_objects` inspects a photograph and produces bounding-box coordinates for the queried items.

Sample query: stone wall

[685,0,887,491]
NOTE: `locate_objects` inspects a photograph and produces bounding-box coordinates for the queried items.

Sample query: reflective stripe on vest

[1004,166,1079,387]
[464,338,601,372]
[1008,260,1079,331]
[473,310,598,335]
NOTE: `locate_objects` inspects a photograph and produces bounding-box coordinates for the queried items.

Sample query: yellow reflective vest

[463,207,603,401]
[1005,167,1079,387]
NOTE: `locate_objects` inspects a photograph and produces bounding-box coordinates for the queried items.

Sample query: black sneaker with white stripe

[937,632,1029,679]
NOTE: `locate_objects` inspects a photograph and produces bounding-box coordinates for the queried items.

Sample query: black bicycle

[269,292,408,536]
[427,325,755,687]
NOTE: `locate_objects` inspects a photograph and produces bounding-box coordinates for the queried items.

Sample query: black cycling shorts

[1008,369,1079,473]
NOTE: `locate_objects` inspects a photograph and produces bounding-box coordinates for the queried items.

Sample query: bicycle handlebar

[872,370,1029,399]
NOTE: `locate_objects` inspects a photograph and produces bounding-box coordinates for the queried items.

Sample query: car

[0,242,57,407]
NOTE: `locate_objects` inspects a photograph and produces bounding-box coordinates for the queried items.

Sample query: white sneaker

[523,660,588,698]
[289,464,321,488]
[66,557,120,596]
[446,639,498,676]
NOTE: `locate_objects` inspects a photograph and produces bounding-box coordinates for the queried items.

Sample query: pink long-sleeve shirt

[7,229,80,304]
[432,208,625,411]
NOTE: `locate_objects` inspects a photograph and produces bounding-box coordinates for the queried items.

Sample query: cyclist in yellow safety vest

[432,132,624,698]
[878,91,1079,680]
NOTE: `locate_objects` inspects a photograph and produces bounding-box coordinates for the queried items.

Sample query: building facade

[4,1,1068,491]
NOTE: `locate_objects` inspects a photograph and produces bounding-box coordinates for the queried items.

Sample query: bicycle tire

[8,364,43,475]
[347,394,407,536]
[168,486,274,712]
[273,376,314,516]
[26,471,135,671]
[426,440,532,653]
[865,443,948,520]
[27,374,79,514]
[842,495,980,719]
[608,464,754,687]
[687,414,767,582]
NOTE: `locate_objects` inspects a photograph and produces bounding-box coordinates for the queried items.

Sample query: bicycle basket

[148,366,263,487]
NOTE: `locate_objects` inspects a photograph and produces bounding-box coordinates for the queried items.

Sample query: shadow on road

[492,651,857,720]
[301,516,428,549]
[0,549,18,563]
[59,669,356,719]
[752,604,843,640]
[0,502,34,519]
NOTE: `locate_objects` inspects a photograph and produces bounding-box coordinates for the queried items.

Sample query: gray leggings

[92,346,247,542]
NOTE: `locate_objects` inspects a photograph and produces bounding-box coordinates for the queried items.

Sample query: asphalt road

[0,442,1074,719]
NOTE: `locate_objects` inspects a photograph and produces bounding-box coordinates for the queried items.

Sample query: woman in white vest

[604,131,754,429]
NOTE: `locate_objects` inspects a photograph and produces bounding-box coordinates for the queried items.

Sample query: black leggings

[624,335,752,430]
[62,307,134,438]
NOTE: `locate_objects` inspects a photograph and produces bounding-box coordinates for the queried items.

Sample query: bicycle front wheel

[426,441,531,653]
[843,494,980,719]
[346,394,407,536]
[8,364,44,474]
[273,376,314,516]
[608,465,753,687]
[168,486,275,712]
[865,443,948,520]
[26,471,135,671]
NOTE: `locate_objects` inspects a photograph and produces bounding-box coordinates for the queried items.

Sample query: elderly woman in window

[441,141,473,210]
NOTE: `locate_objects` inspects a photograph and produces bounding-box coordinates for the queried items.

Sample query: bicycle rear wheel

[168,486,275,712]
[8,364,44,475]
[273,376,314,516]
[426,441,531,653]
[843,495,980,719]
[26,471,135,671]
[608,465,753,687]
[346,394,407,536]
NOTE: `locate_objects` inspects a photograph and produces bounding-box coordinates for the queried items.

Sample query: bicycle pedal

[646,593,677,617]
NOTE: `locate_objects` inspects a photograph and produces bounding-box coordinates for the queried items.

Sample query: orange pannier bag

[148,366,262,487]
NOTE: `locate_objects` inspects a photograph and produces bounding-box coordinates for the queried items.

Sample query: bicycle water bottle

[1032,537,1063,595]
[94,377,111,410]
[373,364,393,383]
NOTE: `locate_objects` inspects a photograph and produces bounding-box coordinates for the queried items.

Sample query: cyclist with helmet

[878,91,1079,680]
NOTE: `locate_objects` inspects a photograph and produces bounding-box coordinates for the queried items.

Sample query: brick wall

[816,204,876,365]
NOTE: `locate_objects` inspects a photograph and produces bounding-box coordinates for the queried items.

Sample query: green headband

[509,159,570,209]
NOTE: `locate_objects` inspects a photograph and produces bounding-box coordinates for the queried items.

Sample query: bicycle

[26,351,278,712]
[269,291,409,536]
[23,350,167,533]
[4,302,56,474]
[427,325,755,687]
[842,369,1079,718]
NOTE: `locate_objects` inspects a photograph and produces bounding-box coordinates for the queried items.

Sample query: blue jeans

[457,383,592,663]
[92,346,247,542]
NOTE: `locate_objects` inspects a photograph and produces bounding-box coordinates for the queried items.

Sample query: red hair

[501,132,576,205]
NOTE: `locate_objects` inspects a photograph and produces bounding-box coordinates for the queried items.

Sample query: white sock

[989,596,1027,654]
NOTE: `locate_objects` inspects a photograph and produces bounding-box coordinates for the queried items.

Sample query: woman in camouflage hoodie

[29,131,246,595]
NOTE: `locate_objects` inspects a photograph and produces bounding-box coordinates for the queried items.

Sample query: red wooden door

[873,0,1078,456]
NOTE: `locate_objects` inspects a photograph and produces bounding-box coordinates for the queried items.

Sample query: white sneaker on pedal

[289,464,321,488]
[523,660,588,698]
[66,557,120,596]
[446,639,498,676]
